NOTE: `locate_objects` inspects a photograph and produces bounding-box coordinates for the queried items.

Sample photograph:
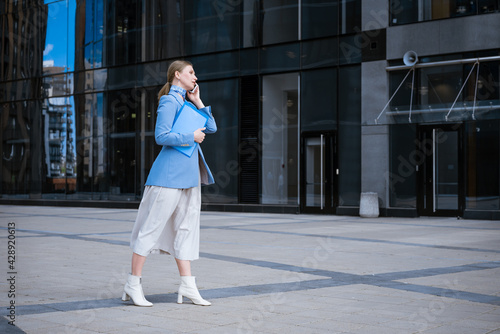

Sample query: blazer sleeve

[155,96,195,147]
[198,105,217,134]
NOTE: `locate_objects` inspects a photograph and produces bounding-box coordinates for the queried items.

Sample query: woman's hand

[194,127,206,143]
[187,84,205,109]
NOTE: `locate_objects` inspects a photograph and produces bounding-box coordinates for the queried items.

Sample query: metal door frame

[417,124,464,217]
[300,131,337,214]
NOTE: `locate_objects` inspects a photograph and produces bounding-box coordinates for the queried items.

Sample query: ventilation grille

[239,76,259,203]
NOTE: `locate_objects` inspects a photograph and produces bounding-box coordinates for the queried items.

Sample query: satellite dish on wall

[403,51,418,66]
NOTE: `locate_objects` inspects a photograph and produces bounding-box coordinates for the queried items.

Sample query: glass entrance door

[418,125,463,216]
[301,132,336,214]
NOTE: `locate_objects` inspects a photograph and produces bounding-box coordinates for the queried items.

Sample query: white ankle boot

[177,276,211,306]
[122,274,153,307]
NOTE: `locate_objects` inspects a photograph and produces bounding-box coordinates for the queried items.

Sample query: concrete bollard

[359,192,379,218]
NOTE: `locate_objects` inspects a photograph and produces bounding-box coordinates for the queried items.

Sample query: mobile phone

[189,84,198,93]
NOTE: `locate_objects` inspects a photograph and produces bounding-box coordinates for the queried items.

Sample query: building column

[361,60,389,211]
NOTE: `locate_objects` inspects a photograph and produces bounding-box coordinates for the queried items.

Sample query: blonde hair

[158,60,193,102]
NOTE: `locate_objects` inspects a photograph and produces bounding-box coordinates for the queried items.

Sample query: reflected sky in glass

[43,0,76,72]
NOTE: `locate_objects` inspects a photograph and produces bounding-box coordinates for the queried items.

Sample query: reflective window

[261,0,298,45]
[185,0,240,54]
[200,79,239,203]
[466,120,500,210]
[142,0,183,61]
[1,101,32,196]
[389,124,417,208]
[74,95,90,195]
[339,34,362,65]
[189,51,240,81]
[105,0,139,66]
[301,38,339,69]
[338,65,361,206]
[106,89,140,198]
[301,0,338,39]
[391,0,500,25]
[389,59,500,124]
[260,43,300,73]
[301,68,337,132]
[261,73,299,205]
[340,0,361,34]
[43,1,74,74]
[242,0,259,48]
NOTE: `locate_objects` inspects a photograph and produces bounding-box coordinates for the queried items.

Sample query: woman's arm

[187,85,217,134]
[155,96,195,147]
[198,106,217,134]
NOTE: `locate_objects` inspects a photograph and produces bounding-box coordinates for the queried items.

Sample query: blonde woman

[122,60,216,307]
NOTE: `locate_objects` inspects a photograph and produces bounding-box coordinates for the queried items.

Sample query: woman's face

[176,65,197,91]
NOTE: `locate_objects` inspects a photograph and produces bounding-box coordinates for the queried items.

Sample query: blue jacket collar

[168,90,185,106]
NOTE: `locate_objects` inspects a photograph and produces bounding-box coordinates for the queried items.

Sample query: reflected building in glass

[1,0,499,220]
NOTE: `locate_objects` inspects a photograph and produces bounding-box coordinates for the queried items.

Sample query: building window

[466,120,500,210]
[261,0,298,45]
[200,79,239,204]
[388,59,500,123]
[261,73,299,205]
[390,0,500,25]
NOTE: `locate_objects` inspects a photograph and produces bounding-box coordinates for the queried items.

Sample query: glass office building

[1,0,499,219]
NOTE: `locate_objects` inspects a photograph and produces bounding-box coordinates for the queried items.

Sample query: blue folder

[171,102,209,157]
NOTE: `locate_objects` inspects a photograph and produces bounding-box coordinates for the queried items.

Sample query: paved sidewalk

[0,205,499,333]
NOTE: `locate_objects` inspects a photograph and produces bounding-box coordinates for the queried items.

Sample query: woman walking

[122,60,216,307]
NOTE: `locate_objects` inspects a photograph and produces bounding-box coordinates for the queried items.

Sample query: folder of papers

[171,102,209,157]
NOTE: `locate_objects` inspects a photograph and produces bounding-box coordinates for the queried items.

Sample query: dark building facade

[1,0,499,219]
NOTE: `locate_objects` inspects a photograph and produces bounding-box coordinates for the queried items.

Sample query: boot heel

[122,292,130,302]
[177,293,183,304]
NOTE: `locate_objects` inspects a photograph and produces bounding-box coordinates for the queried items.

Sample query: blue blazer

[145,92,217,189]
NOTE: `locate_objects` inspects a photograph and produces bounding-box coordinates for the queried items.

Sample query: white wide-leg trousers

[130,184,201,260]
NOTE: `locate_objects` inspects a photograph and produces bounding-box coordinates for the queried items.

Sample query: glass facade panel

[261,0,298,45]
[200,79,239,203]
[301,68,337,132]
[338,65,361,206]
[260,43,300,73]
[391,0,500,25]
[189,51,240,81]
[304,136,323,206]
[184,0,240,55]
[466,120,500,210]
[105,0,139,66]
[389,60,500,124]
[2,101,32,196]
[339,34,362,65]
[301,0,338,39]
[1,0,497,219]
[242,0,259,48]
[301,38,338,69]
[340,0,361,34]
[435,129,459,210]
[43,1,72,74]
[389,124,417,208]
[262,73,299,205]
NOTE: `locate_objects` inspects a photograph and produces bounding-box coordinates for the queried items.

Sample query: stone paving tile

[420,324,494,334]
